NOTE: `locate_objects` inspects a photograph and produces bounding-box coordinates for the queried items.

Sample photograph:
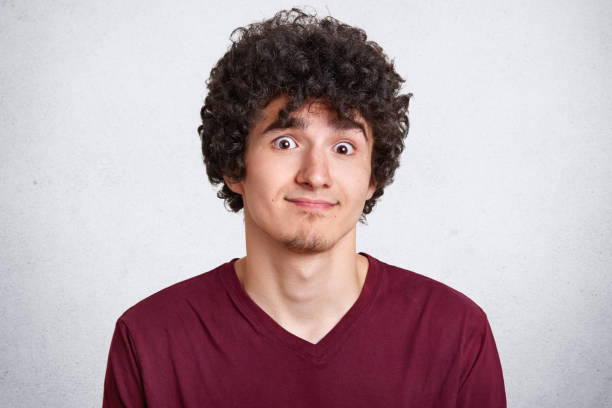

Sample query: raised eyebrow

[262,117,306,134]
[331,118,368,141]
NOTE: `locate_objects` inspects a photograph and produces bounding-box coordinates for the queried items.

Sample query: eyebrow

[262,116,368,141]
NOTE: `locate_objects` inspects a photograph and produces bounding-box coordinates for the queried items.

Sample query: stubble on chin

[280,214,334,254]
[281,234,333,254]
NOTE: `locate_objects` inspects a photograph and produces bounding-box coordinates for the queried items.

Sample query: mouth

[285,197,337,210]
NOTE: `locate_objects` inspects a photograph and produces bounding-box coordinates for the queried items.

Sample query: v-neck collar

[219,252,382,365]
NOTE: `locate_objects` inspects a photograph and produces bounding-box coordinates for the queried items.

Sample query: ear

[223,175,244,196]
[366,179,377,201]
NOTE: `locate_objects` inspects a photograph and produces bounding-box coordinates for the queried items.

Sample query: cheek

[244,156,288,203]
[336,161,373,200]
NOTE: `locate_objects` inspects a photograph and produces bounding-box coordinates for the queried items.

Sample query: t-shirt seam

[116,318,147,396]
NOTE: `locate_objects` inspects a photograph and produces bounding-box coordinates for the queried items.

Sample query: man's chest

[136,325,463,408]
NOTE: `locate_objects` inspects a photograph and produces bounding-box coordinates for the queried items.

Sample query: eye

[272,136,297,150]
[334,142,355,155]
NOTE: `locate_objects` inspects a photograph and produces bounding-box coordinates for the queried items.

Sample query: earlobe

[366,181,377,200]
[223,175,244,195]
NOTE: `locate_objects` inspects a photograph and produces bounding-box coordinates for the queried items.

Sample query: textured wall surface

[1,0,611,406]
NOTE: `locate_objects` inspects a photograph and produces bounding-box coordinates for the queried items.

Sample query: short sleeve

[457,314,507,407]
[103,319,147,408]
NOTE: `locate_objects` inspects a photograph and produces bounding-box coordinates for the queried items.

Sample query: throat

[234,253,369,345]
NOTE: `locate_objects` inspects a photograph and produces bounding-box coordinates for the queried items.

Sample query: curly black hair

[198,8,412,223]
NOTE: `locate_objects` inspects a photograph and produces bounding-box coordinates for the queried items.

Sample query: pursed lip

[285,197,337,209]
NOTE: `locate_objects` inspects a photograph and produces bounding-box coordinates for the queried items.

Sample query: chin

[280,233,334,254]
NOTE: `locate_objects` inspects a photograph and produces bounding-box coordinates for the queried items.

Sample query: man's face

[225,96,376,254]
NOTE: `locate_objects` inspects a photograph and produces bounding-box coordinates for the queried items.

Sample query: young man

[103,9,506,407]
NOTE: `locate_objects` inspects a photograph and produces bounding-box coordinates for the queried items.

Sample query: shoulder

[117,260,232,332]
[368,254,487,325]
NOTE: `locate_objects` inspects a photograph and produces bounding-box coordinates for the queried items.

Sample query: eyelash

[272,136,356,155]
[272,136,298,150]
[334,142,355,155]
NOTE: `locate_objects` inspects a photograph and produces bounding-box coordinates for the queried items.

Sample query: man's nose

[295,146,332,189]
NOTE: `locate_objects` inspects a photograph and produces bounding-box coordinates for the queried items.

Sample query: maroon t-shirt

[103,253,506,407]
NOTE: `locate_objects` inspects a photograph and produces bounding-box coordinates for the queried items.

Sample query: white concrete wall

[1,1,611,406]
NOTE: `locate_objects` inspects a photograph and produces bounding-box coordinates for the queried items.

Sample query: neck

[234,212,369,343]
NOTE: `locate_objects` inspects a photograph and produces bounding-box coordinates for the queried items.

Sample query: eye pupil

[280,140,290,149]
[338,145,347,154]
